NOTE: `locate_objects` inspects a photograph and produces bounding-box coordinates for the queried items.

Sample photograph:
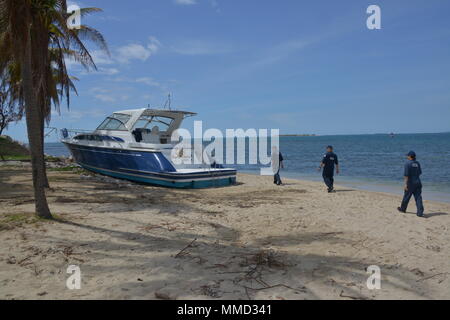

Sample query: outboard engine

[61,128,68,139]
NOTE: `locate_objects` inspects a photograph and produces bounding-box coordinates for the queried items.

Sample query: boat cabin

[93,108,196,145]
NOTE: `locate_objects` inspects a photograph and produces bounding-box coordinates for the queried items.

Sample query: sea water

[45,132,450,202]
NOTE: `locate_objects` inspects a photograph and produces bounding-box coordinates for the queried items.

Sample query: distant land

[279,132,450,137]
[279,134,317,137]
[0,135,30,161]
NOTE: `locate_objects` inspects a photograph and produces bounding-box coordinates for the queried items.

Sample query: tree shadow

[41,216,431,300]
[0,166,437,300]
[0,168,34,204]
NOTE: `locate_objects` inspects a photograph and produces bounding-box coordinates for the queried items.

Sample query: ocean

[45,132,450,203]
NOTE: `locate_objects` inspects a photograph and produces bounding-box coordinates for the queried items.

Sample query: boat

[60,108,237,188]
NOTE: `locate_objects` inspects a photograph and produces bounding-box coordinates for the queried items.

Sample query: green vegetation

[0,135,30,160]
[0,212,38,231]
[47,166,84,173]
[44,155,61,162]
[0,211,64,231]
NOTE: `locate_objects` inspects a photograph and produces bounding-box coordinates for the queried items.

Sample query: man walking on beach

[318,145,339,193]
[398,151,425,217]
[272,146,284,186]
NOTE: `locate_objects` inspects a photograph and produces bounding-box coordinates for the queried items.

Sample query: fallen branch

[244,286,251,300]
[243,283,305,292]
[18,255,33,266]
[416,272,449,282]
[175,238,197,258]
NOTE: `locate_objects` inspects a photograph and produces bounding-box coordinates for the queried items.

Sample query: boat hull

[64,142,237,189]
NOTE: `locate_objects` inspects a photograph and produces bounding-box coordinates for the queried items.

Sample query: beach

[1,165,449,300]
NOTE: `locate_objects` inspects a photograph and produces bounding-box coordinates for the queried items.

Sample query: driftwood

[174,238,197,258]
[416,272,449,282]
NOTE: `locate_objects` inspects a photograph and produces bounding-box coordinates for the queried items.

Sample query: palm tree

[0,72,20,137]
[0,0,108,218]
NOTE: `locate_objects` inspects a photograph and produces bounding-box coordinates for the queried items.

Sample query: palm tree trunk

[20,30,52,219]
[39,108,50,188]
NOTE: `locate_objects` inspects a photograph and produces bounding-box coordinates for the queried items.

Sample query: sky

[4,0,450,142]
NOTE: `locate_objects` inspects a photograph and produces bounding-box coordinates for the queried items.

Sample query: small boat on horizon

[60,108,237,188]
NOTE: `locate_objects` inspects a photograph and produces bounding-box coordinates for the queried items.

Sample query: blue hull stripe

[117,167,236,179]
[64,142,236,188]
[79,163,236,189]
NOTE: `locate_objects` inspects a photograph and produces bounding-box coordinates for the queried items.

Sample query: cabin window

[112,113,131,124]
[132,115,173,132]
[74,134,124,142]
[97,113,131,131]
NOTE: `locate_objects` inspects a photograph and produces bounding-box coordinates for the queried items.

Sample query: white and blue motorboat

[61,108,237,188]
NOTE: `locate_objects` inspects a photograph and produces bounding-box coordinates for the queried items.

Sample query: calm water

[46,133,450,202]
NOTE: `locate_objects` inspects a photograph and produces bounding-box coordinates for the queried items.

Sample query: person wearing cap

[318,145,339,193]
[398,151,425,217]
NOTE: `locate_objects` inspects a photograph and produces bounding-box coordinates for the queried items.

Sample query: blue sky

[5,0,450,142]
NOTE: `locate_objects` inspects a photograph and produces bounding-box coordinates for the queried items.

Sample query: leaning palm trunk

[20,29,52,219]
[38,108,49,188]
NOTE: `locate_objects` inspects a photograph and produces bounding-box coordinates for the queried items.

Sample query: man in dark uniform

[398,151,425,217]
[272,146,284,186]
[318,145,339,193]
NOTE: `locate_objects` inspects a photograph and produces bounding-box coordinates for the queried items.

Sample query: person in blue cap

[397,151,425,217]
[318,145,339,193]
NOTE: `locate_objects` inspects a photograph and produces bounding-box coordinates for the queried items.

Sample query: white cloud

[209,0,220,13]
[79,66,119,76]
[147,36,161,54]
[116,44,151,64]
[90,87,117,103]
[174,0,197,5]
[75,37,161,70]
[90,50,114,65]
[65,108,108,121]
[172,39,232,55]
[97,67,120,75]
[252,39,311,67]
[115,37,161,64]
[93,93,116,103]
[135,77,162,88]
[64,57,79,70]
[89,86,133,103]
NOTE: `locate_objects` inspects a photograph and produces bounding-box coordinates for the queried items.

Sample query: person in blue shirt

[318,146,339,193]
[398,151,425,217]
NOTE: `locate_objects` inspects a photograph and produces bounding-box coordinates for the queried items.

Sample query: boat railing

[60,128,93,140]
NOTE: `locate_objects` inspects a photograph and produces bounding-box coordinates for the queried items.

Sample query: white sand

[1,167,449,300]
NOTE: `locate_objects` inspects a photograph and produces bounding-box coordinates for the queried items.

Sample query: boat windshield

[97,113,131,131]
[132,115,173,132]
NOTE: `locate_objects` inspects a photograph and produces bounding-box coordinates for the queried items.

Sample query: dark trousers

[323,173,334,190]
[400,184,424,216]
[274,170,282,185]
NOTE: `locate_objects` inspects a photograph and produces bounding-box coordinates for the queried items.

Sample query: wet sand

[1,166,449,300]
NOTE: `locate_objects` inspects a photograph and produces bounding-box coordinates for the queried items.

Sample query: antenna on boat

[163,93,172,110]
